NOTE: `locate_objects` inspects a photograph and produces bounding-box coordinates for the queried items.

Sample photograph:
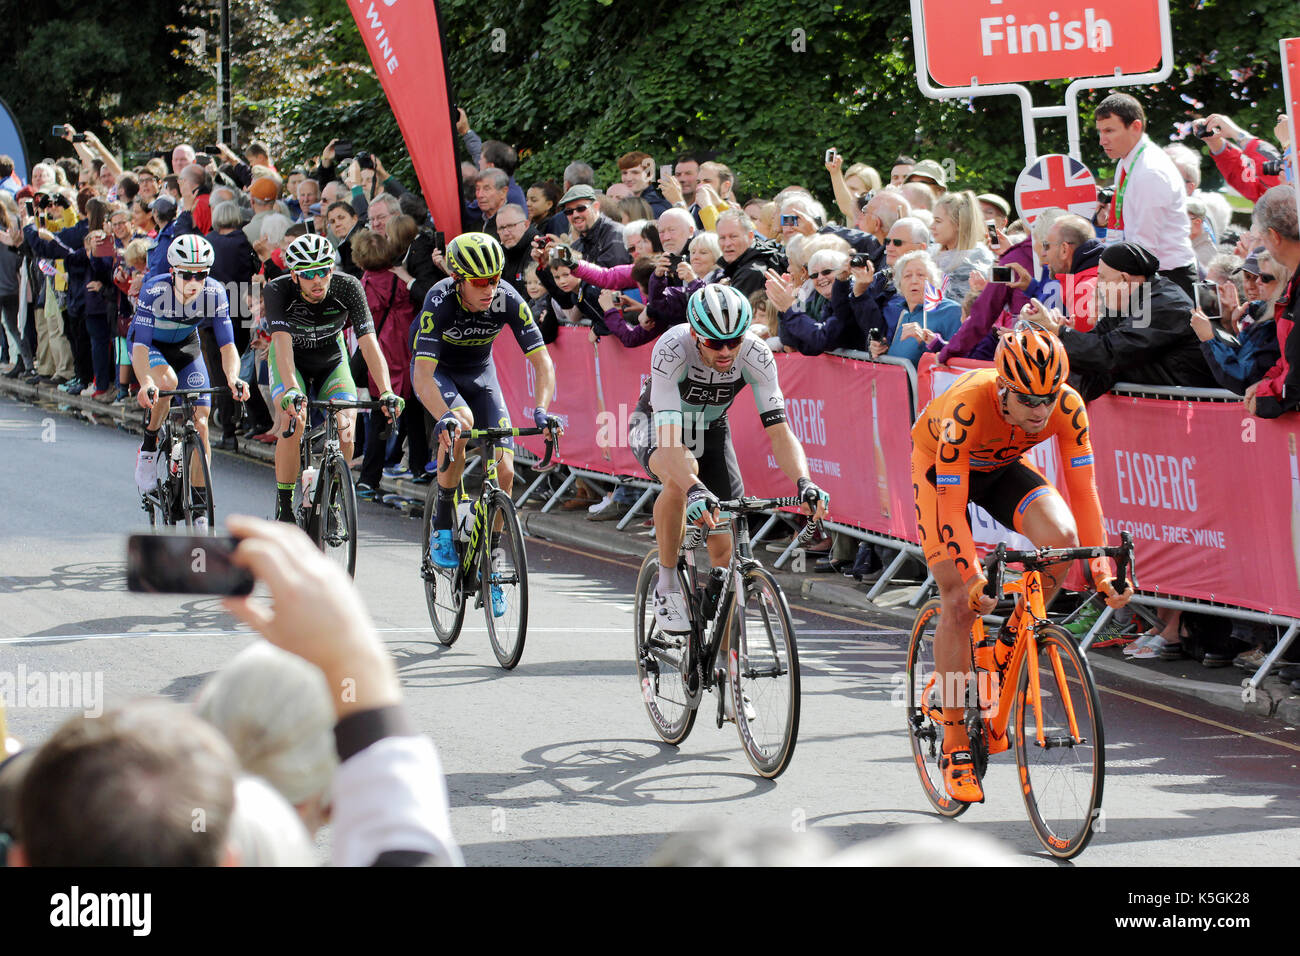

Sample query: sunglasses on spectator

[811,269,837,279]
[564,204,590,216]
[497,220,527,230]
[1011,390,1059,408]
[294,267,332,280]
[1260,273,1277,283]
[856,192,874,210]
[884,237,908,247]
[465,274,501,288]
[701,335,744,351]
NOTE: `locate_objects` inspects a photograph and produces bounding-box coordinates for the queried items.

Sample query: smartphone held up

[126,533,255,596]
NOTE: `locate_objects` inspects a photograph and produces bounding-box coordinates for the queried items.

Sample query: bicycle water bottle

[169,440,182,476]
[301,466,318,500]
[455,499,473,542]
[701,567,727,621]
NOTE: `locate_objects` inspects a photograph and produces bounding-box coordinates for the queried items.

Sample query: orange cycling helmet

[995,325,1069,395]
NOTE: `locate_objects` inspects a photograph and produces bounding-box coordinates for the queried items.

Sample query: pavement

[5,371,1299,728]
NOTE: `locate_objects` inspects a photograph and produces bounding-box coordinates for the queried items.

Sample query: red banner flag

[347,0,461,238]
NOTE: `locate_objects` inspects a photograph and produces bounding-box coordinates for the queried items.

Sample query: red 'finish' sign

[922,0,1165,87]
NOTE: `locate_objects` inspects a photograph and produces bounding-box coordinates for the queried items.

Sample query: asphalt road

[2,393,1298,866]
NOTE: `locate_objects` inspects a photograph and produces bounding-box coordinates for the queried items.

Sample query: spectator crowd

[1,88,1299,866]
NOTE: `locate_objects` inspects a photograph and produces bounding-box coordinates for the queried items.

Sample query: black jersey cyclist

[131,234,249,525]
[265,233,403,521]
[629,283,829,638]
[411,232,561,615]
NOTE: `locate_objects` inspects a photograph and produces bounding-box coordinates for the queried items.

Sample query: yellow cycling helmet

[445,232,504,280]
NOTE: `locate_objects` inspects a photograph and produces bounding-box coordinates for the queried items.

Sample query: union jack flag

[1014,154,1098,227]
[923,281,943,314]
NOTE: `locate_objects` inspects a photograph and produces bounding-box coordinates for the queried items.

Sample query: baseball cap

[559,184,597,207]
[249,177,279,202]
[907,159,948,190]
[149,195,176,216]
[1234,249,1263,276]
[308,202,322,216]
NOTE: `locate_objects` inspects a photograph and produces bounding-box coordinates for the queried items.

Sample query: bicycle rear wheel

[1014,624,1104,859]
[317,455,359,576]
[728,566,800,778]
[481,490,528,669]
[421,479,465,645]
[906,598,971,818]
[181,431,215,532]
[633,550,698,745]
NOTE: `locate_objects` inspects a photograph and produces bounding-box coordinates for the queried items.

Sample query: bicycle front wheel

[1014,624,1105,859]
[481,490,528,669]
[181,432,215,532]
[906,598,971,818]
[422,479,465,645]
[318,456,359,576]
[633,550,698,745]
[730,566,800,778]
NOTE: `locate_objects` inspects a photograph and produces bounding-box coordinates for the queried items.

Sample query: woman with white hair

[879,249,962,368]
[195,640,337,836]
[762,248,859,355]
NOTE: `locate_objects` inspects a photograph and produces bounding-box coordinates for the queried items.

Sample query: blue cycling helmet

[687,283,752,340]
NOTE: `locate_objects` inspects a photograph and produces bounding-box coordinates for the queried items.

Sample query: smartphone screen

[781,214,798,227]
[986,222,998,244]
[990,266,1013,283]
[305,219,316,234]
[52,125,64,137]
[432,231,446,252]
[93,236,115,258]
[126,534,255,596]
[24,200,34,217]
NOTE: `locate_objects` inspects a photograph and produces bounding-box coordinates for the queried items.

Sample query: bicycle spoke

[633,552,697,745]
[732,567,799,778]
[1015,626,1105,858]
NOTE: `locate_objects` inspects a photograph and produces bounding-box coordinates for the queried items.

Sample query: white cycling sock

[657,567,677,592]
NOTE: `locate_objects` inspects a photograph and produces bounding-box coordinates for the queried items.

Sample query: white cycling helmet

[687,283,752,340]
[284,233,337,273]
[167,234,215,272]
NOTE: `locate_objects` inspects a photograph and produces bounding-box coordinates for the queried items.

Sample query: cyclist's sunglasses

[175,269,209,282]
[464,273,501,288]
[1012,390,1059,408]
[294,266,332,280]
[701,334,744,351]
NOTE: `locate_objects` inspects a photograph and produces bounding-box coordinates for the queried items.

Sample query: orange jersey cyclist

[910,326,1132,803]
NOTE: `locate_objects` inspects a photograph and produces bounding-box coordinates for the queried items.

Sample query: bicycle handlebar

[436,425,559,473]
[982,532,1135,600]
[140,386,245,428]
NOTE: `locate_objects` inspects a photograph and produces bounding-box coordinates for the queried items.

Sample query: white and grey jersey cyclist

[646,323,787,436]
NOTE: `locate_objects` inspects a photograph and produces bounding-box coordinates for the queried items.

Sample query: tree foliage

[6,0,1296,211]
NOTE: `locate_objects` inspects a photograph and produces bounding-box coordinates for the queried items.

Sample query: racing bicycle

[139,387,233,532]
[906,533,1133,858]
[634,496,817,778]
[421,426,557,669]
[285,395,398,577]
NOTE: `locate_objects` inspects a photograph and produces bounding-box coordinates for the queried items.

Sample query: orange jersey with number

[910,368,1107,583]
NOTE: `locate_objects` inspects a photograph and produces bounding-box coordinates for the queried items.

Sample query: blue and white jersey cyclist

[629,282,830,643]
[131,234,249,525]
[411,232,562,617]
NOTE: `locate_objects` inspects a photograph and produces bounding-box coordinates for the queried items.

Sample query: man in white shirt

[1093,93,1198,300]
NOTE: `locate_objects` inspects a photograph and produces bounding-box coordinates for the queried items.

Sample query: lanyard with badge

[1107,142,1147,234]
